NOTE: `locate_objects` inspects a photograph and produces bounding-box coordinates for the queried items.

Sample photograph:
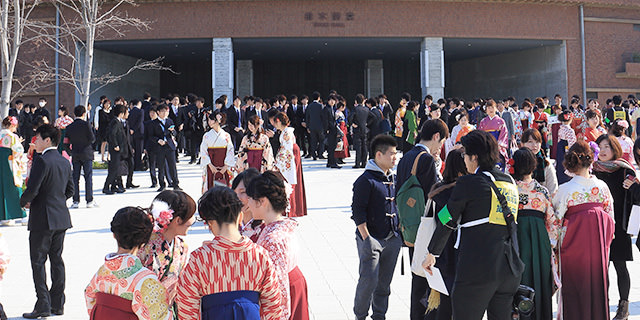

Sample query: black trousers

[190,131,204,161]
[295,127,308,155]
[157,146,179,188]
[147,150,157,186]
[103,150,121,191]
[407,247,433,320]
[72,159,93,203]
[124,156,134,186]
[353,132,368,167]
[327,131,338,166]
[452,265,520,320]
[182,131,193,156]
[309,129,325,158]
[29,229,66,312]
[132,138,144,170]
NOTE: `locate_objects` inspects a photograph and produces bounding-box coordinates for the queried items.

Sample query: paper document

[423,266,449,296]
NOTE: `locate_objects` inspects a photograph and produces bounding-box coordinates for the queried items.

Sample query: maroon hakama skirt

[207,147,231,188]
[550,123,561,159]
[559,202,615,320]
[335,122,350,159]
[288,266,309,320]
[289,143,307,217]
[246,148,264,171]
[90,292,138,320]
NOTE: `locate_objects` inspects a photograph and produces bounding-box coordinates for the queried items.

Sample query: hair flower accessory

[150,200,174,232]
[617,119,629,129]
[507,158,515,175]
[9,117,18,126]
[589,141,600,161]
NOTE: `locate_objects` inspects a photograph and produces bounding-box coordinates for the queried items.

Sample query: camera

[512,285,535,319]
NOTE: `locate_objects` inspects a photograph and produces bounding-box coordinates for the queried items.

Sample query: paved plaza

[1,154,640,319]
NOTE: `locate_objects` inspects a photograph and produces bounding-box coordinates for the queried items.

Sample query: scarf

[592,158,635,174]
[533,151,547,182]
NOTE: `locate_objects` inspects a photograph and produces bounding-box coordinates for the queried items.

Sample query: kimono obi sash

[207,147,227,167]
[517,209,545,220]
[486,130,500,142]
[90,292,137,320]
[246,148,263,170]
[201,290,260,320]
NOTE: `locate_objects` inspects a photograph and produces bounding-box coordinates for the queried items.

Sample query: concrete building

[11,0,640,109]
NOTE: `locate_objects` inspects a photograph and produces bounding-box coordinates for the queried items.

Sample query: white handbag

[627,205,640,236]
[410,198,437,278]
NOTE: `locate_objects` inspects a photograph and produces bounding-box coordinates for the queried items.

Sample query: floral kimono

[85,253,173,320]
[200,127,235,190]
[478,115,509,162]
[275,127,297,185]
[137,232,189,305]
[0,129,26,221]
[237,132,274,173]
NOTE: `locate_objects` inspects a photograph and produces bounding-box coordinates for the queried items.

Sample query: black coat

[246,107,268,126]
[141,100,152,121]
[323,106,336,135]
[351,164,399,240]
[595,167,634,261]
[168,105,183,127]
[20,149,74,231]
[287,105,299,129]
[65,119,95,161]
[128,107,144,140]
[108,118,132,159]
[148,118,177,151]
[33,107,51,121]
[305,101,325,132]
[349,105,374,136]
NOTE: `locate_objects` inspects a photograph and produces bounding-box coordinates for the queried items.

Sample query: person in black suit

[246,97,268,126]
[349,94,375,168]
[141,92,152,121]
[150,104,181,191]
[325,95,341,168]
[65,105,96,208]
[103,105,129,194]
[8,99,23,118]
[181,94,198,162]
[297,95,309,157]
[33,97,51,122]
[305,91,326,160]
[128,99,145,171]
[190,97,207,164]
[144,105,159,188]
[19,124,74,319]
[168,95,185,161]
[122,112,138,189]
[225,96,246,151]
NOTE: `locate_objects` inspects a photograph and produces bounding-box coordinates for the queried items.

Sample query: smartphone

[168,125,175,130]
[626,174,635,181]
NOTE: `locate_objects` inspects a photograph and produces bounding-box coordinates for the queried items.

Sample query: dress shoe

[150,184,158,188]
[114,187,126,193]
[318,155,326,159]
[176,158,180,163]
[329,164,342,169]
[22,310,51,319]
[197,159,201,165]
[51,308,64,315]
[173,185,183,191]
[312,157,317,161]
[352,165,361,169]
[304,154,312,159]
[337,159,345,164]
[70,202,79,209]
[189,159,196,164]
[102,189,114,195]
[126,184,139,189]
[157,186,165,192]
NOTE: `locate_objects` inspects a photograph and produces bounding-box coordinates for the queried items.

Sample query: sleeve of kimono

[543,192,560,247]
[132,274,172,320]
[84,273,99,315]
[601,183,615,221]
[498,121,509,150]
[428,176,471,255]
[263,136,275,171]
[225,133,236,167]
[136,244,153,270]
[176,252,203,320]
[544,165,558,196]
[277,130,296,184]
[200,133,211,167]
[259,254,284,320]
[261,238,291,320]
[237,135,249,159]
[407,112,417,139]
[552,188,567,221]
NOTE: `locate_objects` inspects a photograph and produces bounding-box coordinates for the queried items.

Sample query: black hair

[311,91,321,101]
[300,95,309,101]
[35,124,60,146]
[429,104,440,112]
[564,141,594,173]
[232,168,260,190]
[442,148,468,184]
[355,94,365,104]
[559,110,572,123]
[407,100,418,111]
[289,95,297,101]
[365,98,376,107]
[111,207,153,250]
[419,118,449,142]
[33,115,47,129]
[39,97,47,102]
[370,134,397,158]
[14,99,23,105]
[400,92,411,102]
[609,120,626,137]
[198,186,244,225]
[460,130,500,171]
[512,148,537,181]
[612,95,622,105]
[143,92,151,100]
[153,190,196,225]
[246,171,289,213]
[74,105,86,117]
[208,109,227,125]
[130,99,140,106]
[424,95,433,101]
[112,104,127,117]
[58,106,68,116]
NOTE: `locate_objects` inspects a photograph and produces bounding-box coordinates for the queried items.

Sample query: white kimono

[275,127,297,185]
[199,128,236,191]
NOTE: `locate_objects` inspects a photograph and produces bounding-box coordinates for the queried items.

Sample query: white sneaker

[21,217,28,226]
[87,201,99,208]
[70,202,79,209]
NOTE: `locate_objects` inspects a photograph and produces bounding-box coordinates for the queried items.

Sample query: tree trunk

[80,23,95,108]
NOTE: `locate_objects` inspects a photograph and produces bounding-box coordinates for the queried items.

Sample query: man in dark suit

[141,92,152,121]
[225,96,245,151]
[246,97,268,126]
[150,104,181,191]
[325,95,341,168]
[305,91,326,160]
[20,124,74,319]
[181,94,197,162]
[349,94,375,168]
[65,105,96,208]
[128,99,145,171]
[168,94,185,161]
[103,104,129,194]
[296,95,309,157]
[8,99,23,117]
[190,97,207,164]
[144,105,159,188]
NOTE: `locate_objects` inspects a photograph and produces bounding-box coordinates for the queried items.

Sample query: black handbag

[117,159,129,176]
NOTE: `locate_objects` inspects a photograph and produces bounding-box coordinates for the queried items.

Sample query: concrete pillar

[236,60,253,98]
[420,37,445,100]
[365,60,384,98]
[212,38,234,107]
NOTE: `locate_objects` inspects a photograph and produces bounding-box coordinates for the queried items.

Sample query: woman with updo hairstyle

[137,190,196,308]
[552,140,615,320]
[609,119,635,165]
[554,110,577,185]
[232,168,264,241]
[247,171,309,320]
[271,111,307,217]
[200,108,235,190]
[477,99,510,168]
[0,116,27,224]
[236,114,274,173]
[423,130,522,318]
[512,147,558,320]
[85,207,172,320]
[521,128,558,195]
[175,186,282,320]
[583,109,606,144]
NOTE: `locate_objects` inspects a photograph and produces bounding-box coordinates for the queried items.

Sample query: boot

[613,300,629,320]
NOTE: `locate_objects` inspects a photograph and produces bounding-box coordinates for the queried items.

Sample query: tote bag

[411,198,437,278]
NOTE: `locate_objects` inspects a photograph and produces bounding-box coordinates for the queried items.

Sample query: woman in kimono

[200,110,235,190]
[519,101,534,130]
[532,102,549,153]
[512,148,559,320]
[592,134,635,320]
[478,99,509,166]
[271,112,307,217]
[556,111,576,185]
[85,207,172,320]
[445,109,474,156]
[176,186,282,320]
[521,129,558,195]
[552,141,615,320]
[232,168,264,242]
[404,101,419,151]
[0,117,26,224]
[0,233,8,319]
[583,110,606,144]
[236,115,274,173]
[609,120,635,165]
[334,102,350,164]
[247,172,309,320]
[54,106,73,157]
[137,190,196,312]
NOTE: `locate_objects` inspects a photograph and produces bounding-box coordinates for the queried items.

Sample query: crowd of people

[1,89,640,320]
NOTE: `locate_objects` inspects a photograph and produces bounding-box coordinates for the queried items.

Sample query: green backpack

[396,151,427,246]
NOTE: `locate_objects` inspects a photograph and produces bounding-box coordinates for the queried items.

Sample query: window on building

[634,24,640,31]
[587,92,598,100]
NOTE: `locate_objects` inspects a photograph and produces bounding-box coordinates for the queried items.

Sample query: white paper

[627,205,640,236]
[423,266,449,296]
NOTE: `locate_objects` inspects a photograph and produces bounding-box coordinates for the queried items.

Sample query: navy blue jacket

[396,144,439,201]
[351,160,399,240]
